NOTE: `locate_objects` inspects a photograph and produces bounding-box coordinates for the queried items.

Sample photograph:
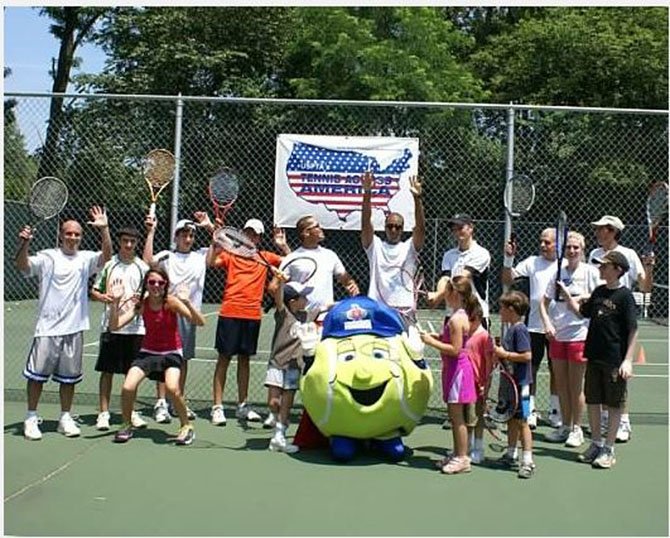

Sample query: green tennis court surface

[4,301,668,535]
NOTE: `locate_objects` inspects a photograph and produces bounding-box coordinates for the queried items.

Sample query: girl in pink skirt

[422,275,479,474]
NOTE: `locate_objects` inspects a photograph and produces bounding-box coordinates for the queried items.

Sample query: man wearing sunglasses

[360,171,425,314]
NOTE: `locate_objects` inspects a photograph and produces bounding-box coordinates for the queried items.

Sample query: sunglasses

[386,224,403,231]
[147,279,166,287]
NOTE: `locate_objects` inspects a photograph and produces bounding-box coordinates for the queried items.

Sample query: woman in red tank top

[108,267,205,445]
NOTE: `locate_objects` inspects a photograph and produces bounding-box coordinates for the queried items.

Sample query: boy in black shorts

[566,251,638,469]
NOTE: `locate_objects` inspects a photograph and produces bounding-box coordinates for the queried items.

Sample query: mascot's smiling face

[300,297,433,440]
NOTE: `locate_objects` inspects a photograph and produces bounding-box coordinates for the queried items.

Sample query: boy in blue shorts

[492,291,534,479]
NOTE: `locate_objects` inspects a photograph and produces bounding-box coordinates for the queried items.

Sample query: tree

[37,7,109,180]
[470,7,668,109]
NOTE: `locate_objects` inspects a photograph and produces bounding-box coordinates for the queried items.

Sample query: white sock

[620,413,630,423]
[474,437,484,452]
[522,450,533,465]
[550,394,560,412]
[60,411,71,420]
[468,430,475,451]
[26,410,38,419]
[507,446,518,459]
[275,423,286,436]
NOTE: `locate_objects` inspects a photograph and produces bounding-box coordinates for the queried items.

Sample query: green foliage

[470,7,668,108]
[283,7,487,102]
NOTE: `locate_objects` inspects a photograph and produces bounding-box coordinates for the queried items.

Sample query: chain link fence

[4,92,668,415]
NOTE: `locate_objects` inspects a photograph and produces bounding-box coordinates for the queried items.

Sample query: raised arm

[142,213,157,264]
[168,285,206,326]
[501,239,518,286]
[108,279,140,331]
[410,175,425,251]
[338,272,360,297]
[361,171,374,249]
[88,206,112,266]
[272,226,291,256]
[15,225,33,273]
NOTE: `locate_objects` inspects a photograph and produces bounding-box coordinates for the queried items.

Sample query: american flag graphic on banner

[286,142,413,220]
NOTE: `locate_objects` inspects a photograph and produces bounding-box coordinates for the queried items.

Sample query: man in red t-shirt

[208,219,289,426]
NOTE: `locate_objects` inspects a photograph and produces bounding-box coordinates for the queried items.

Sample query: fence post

[504,103,516,254]
[170,93,184,242]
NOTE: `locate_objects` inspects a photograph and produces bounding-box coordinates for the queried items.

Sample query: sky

[4,6,108,92]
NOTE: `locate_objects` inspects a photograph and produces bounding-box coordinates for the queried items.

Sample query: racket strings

[210,174,239,204]
[504,175,535,215]
[30,179,68,219]
[144,151,175,187]
[648,190,668,222]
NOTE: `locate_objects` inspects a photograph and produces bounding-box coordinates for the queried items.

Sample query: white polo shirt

[440,240,491,318]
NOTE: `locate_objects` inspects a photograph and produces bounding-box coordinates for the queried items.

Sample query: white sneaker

[269,435,299,454]
[548,409,563,429]
[57,415,81,437]
[96,411,111,431]
[616,420,632,443]
[469,448,484,464]
[24,415,43,440]
[527,410,538,430]
[211,405,226,426]
[154,401,171,424]
[545,425,570,443]
[131,411,148,429]
[237,403,262,422]
[263,413,277,429]
[186,407,197,421]
[565,425,585,448]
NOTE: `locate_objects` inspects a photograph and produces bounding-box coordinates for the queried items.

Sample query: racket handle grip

[149,203,156,219]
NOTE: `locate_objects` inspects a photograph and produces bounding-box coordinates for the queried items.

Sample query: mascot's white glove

[405,324,425,355]
[291,321,320,356]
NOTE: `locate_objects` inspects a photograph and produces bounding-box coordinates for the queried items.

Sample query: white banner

[274,134,420,230]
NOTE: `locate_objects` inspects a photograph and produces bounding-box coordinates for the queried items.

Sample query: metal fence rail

[4,92,668,413]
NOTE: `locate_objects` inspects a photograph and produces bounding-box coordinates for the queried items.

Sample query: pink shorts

[549,340,586,363]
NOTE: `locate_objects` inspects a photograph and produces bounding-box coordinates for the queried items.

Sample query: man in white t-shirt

[588,215,655,443]
[502,228,560,429]
[429,214,491,326]
[144,212,217,423]
[360,171,425,316]
[16,207,112,440]
[281,215,359,311]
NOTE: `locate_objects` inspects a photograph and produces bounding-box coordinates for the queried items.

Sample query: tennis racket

[484,361,519,432]
[15,176,69,257]
[213,226,277,271]
[376,259,426,325]
[503,173,535,253]
[209,167,240,224]
[280,255,318,285]
[646,182,669,256]
[554,210,569,301]
[143,149,175,219]
[106,258,146,313]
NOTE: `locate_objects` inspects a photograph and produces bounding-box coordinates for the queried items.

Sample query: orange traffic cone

[635,345,646,365]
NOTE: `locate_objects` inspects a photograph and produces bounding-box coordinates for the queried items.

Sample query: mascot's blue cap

[321,296,405,339]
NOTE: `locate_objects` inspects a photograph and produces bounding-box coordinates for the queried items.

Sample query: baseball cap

[283,281,314,301]
[321,296,405,339]
[174,219,196,234]
[591,215,624,231]
[592,251,630,273]
[243,218,265,235]
[448,213,473,227]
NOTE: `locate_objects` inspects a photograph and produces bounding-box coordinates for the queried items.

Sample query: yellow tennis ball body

[300,334,433,440]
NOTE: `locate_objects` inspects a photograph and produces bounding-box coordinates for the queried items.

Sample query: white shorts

[24,333,84,384]
[264,363,301,391]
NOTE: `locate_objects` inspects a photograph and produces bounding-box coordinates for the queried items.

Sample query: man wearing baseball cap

[429,213,491,328]
[209,218,290,426]
[143,210,218,423]
[588,215,654,443]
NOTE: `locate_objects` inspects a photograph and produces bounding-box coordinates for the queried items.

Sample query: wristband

[503,255,514,268]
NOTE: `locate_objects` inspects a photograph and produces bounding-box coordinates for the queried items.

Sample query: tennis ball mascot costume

[300,296,433,462]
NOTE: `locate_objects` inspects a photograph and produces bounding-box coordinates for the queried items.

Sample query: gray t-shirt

[269,306,320,369]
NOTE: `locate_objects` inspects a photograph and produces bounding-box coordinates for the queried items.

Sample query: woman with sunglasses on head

[108,266,205,445]
[539,232,600,449]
